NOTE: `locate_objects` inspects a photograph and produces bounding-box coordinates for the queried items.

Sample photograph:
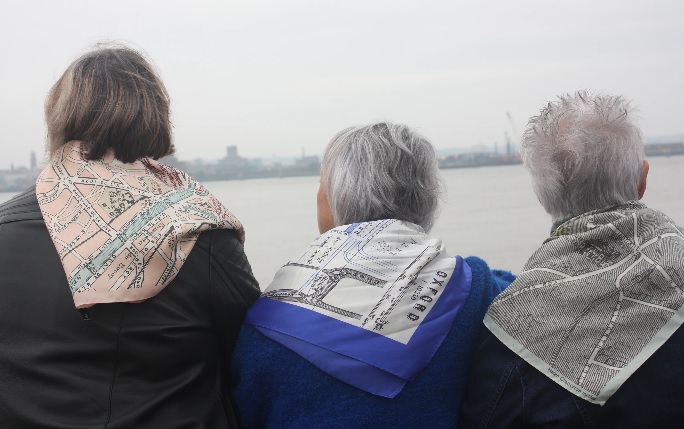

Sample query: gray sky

[1,0,682,170]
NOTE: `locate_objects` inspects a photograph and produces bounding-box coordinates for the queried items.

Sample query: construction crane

[505,111,521,156]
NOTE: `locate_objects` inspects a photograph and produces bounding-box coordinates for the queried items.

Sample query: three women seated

[2,43,680,429]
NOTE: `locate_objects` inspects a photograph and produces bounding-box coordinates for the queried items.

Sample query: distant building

[226,146,239,160]
[438,151,521,169]
[219,145,249,175]
[294,155,320,170]
[0,165,37,193]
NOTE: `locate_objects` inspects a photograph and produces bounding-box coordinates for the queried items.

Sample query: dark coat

[460,327,684,428]
[0,187,261,429]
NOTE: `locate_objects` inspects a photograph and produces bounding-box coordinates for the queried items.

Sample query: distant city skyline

[3,139,683,194]
[5,133,683,172]
[1,0,683,170]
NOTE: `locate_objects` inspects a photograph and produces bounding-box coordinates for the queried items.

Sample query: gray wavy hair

[321,122,443,232]
[521,91,645,222]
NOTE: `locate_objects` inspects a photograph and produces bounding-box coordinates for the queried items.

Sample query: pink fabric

[36,141,244,309]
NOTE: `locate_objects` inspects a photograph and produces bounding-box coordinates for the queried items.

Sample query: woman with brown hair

[0,44,260,428]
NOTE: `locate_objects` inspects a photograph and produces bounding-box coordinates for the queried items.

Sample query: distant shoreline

[1,146,682,194]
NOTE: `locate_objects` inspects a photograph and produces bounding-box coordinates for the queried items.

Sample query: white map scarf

[485,201,684,405]
[245,219,472,397]
[36,141,243,309]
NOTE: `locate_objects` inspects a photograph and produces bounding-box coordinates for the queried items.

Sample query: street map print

[261,219,458,345]
[485,202,684,404]
[36,141,242,308]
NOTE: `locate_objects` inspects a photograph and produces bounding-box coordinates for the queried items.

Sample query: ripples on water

[2,157,682,288]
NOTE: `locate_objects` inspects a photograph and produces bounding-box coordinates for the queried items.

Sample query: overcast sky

[1,0,682,170]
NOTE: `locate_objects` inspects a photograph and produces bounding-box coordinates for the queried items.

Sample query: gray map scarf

[485,201,684,405]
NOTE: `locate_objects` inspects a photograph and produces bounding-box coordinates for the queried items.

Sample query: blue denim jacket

[460,327,684,428]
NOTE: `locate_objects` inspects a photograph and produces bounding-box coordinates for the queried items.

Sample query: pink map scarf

[36,141,244,309]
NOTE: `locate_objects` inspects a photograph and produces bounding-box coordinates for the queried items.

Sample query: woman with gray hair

[230,122,514,428]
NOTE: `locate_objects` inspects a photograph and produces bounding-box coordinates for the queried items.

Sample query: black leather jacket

[0,187,261,428]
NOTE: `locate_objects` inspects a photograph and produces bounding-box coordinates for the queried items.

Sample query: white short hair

[321,122,443,232]
[521,91,645,222]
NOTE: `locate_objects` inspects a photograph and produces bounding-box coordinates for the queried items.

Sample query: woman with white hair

[230,122,514,428]
[461,91,684,428]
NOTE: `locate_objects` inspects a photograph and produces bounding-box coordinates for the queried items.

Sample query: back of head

[521,91,645,222]
[45,43,173,163]
[321,122,442,232]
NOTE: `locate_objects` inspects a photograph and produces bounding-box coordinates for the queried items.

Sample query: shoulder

[194,228,243,252]
[194,228,261,302]
[0,186,42,225]
[442,258,515,371]
[463,256,515,299]
[193,228,253,275]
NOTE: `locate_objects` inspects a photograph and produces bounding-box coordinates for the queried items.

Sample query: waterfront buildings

[2,141,682,193]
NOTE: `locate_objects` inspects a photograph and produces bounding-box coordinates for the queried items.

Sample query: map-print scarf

[245,219,473,397]
[36,141,243,309]
[485,201,684,405]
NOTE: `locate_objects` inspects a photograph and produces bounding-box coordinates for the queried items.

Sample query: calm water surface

[2,156,682,288]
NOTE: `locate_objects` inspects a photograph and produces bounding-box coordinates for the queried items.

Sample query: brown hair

[45,44,173,163]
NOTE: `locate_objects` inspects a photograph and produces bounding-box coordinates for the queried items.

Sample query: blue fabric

[230,256,514,429]
[246,256,473,397]
[255,327,409,397]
